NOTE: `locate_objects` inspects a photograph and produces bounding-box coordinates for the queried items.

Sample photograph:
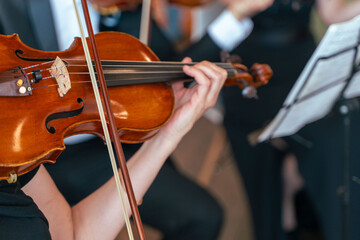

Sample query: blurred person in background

[222,0,360,239]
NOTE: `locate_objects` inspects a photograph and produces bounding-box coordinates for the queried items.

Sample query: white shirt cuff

[207,10,253,52]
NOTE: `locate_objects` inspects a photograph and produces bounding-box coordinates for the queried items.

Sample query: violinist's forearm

[71,132,175,240]
[127,132,178,197]
[317,0,360,25]
[71,174,127,240]
[22,165,75,240]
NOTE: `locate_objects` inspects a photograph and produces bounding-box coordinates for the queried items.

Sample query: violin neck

[97,60,237,87]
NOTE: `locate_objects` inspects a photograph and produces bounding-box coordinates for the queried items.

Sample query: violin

[0,32,271,181]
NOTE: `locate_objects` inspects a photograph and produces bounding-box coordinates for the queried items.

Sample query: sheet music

[258,15,360,142]
[297,50,354,100]
[258,82,346,142]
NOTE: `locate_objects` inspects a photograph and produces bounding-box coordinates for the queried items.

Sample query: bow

[72,1,146,239]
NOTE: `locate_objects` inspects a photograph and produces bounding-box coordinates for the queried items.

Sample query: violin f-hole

[45,98,85,134]
[15,49,69,67]
[15,49,56,62]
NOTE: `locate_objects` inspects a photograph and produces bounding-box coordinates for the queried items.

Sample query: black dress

[0,167,52,240]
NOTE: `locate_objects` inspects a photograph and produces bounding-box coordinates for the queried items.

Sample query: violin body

[0,32,174,179]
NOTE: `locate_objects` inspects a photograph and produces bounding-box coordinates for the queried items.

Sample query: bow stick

[139,0,152,45]
[73,1,146,239]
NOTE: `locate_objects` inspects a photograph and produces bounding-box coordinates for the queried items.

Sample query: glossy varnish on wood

[0,32,174,179]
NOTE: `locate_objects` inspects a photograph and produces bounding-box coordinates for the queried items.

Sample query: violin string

[22,59,56,70]
[57,58,233,66]
[27,64,236,78]
[30,59,247,90]
[31,84,58,90]
[23,60,238,88]
[36,68,238,83]
[30,72,225,90]
[37,73,192,84]
[21,57,237,77]
[25,66,59,76]
[28,65,240,90]
[66,64,235,70]
[23,58,234,71]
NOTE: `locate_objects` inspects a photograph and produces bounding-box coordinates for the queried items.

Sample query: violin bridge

[49,56,71,97]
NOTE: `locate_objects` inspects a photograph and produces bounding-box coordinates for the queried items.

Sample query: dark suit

[0,1,222,239]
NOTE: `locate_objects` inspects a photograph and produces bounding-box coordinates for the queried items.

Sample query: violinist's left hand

[154,57,227,149]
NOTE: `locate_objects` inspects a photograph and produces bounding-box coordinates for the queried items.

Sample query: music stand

[258,16,360,240]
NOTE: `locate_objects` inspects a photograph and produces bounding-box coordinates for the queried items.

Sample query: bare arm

[22,59,227,240]
[317,0,360,25]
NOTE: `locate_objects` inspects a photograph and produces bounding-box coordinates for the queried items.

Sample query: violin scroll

[220,50,272,98]
[224,62,273,99]
[250,63,272,87]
